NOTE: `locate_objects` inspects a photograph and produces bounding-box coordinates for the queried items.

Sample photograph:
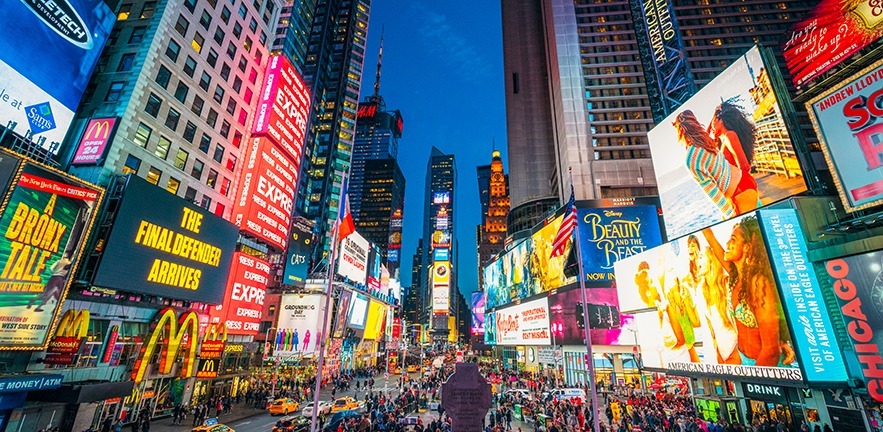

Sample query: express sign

[251,54,309,162]
[209,252,269,336]
[232,137,298,251]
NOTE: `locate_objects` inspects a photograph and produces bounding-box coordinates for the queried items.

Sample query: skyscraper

[477,150,509,288]
[271,0,316,74]
[421,147,456,331]
[356,158,405,271]
[68,0,279,219]
[293,0,371,263]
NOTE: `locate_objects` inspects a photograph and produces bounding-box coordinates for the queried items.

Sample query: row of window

[123,153,227,216]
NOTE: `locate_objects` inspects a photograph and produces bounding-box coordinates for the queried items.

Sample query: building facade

[355,158,406,268]
[420,147,456,332]
[477,150,509,288]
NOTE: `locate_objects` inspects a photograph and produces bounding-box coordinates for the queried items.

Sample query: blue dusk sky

[358,0,508,296]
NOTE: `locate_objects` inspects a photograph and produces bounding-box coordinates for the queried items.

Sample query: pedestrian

[100,417,113,432]
[141,417,150,432]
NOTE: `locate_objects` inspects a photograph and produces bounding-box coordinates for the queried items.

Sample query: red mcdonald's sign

[72,117,118,165]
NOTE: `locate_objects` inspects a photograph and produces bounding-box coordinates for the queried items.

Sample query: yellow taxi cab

[394,367,402,374]
[268,398,300,415]
[406,365,416,373]
[191,420,234,432]
[330,396,361,413]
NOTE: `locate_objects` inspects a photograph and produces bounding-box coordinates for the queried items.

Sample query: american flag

[550,184,577,258]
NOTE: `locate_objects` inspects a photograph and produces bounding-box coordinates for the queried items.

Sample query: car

[394,367,402,374]
[272,415,310,432]
[547,388,587,402]
[322,410,363,432]
[505,389,533,401]
[302,400,333,417]
[191,420,234,432]
[331,396,361,413]
[268,398,301,415]
[406,365,417,373]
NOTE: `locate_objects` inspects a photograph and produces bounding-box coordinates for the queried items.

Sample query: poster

[493,297,551,346]
[208,252,269,336]
[276,293,325,356]
[577,206,663,282]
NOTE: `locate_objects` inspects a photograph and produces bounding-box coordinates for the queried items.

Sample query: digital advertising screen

[283,220,313,284]
[348,293,369,329]
[528,215,572,294]
[484,311,497,346]
[208,252,269,336]
[338,232,369,285]
[332,290,352,338]
[471,292,486,336]
[71,117,118,165]
[825,251,883,401]
[493,297,551,346]
[232,137,297,251]
[577,205,663,282]
[781,0,883,88]
[92,175,238,304]
[0,162,101,349]
[548,286,633,346]
[363,300,387,341]
[648,46,806,239]
[276,293,325,356]
[251,55,310,162]
[0,0,115,151]
[808,61,883,212]
[614,211,823,384]
[432,261,450,314]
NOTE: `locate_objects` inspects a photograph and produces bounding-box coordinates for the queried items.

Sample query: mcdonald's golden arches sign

[131,307,199,383]
[72,118,118,165]
[44,309,90,365]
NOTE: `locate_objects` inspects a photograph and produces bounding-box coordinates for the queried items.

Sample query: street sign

[441,363,492,432]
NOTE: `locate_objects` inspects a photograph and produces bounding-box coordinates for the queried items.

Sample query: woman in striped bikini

[673,110,742,218]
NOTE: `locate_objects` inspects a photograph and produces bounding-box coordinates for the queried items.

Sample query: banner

[0,163,101,349]
[283,218,313,284]
[471,292,486,336]
[92,175,237,304]
[208,252,269,335]
[432,262,450,314]
[333,290,352,338]
[493,297,551,346]
[338,232,369,285]
[276,293,325,356]
[578,206,663,282]
[648,46,805,239]
[807,61,883,212]
[782,0,883,88]
[251,55,310,162]
[71,117,117,165]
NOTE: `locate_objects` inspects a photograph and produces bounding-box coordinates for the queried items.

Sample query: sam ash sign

[495,297,551,346]
[578,205,662,282]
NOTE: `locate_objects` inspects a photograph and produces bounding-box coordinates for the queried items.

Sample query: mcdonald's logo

[83,119,114,140]
[45,309,90,364]
[196,358,219,378]
[72,117,117,165]
[55,309,90,338]
[131,307,199,383]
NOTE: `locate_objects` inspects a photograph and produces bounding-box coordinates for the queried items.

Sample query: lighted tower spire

[373,26,384,100]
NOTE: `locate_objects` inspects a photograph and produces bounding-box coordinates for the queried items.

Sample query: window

[117,53,135,72]
[225,99,237,115]
[220,120,231,138]
[238,56,248,72]
[199,133,212,153]
[220,177,231,196]
[145,93,162,117]
[221,6,231,23]
[227,41,237,59]
[192,33,205,53]
[254,49,262,64]
[191,159,204,180]
[220,63,231,80]
[105,81,124,102]
[166,40,181,61]
[243,87,253,104]
[129,26,146,43]
[249,18,258,32]
[237,108,247,126]
[213,27,225,44]
[200,195,212,210]
[146,167,162,185]
[165,108,180,131]
[167,177,181,194]
[155,136,171,159]
[243,36,253,52]
[174,149,189,170]
[233,22,243,38]
[183,57,197,77]
[118,3,132,20]
[200,11,212,29]
[259,31,267,45]
[225,155,237,171]
[109,27,122,46]
[175,14,189,36]
[199,72,211,91]
[238,4,247,18]
[206,109,218,127]
[183,0,196,12]
[133,123,152,147]
[207,49,219,67]
[183,121,197,142]
[213,144,225,162]
[174,82,189,103]
[140,2,156,19]
[155,65,171,88]
[206,169,219,188]
[232,131,242,148]
[184,187,198,202]
[191,95,204,115]
[248,68,258,84]
[123,154,141,174]
[213,86,225,103]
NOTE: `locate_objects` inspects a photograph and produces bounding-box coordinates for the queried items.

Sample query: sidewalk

[152,403,267,431]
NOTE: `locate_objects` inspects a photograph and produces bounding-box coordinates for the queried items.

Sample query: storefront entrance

[741,383,805,429]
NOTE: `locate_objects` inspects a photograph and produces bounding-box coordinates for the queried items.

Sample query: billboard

[44,309,89,365]
[251,55,310,162]
[0,163,101,349]
[807,61,883,212]
[366,245,382,292]
[0,0,115,151]
[332,290,352,338]
[363,300,387,340]
[614,212,811,383]
[493,297,551,346]
[71,117,118,165]
[433,192,450,204]
[276,293,325,356]
[781,0,883,88]
[648,46,806,239]
[528,215,573,294]
[348,293,369,329]
[0,151,22,198]
[283,219,313,284]
[432,261,450,314]
[338,232,369,284]
[825,252,883,401]
[484,311,497,345]
[471,292,486,336]
[208,252,269,335]
[92,175,238,304]
[232,137,297,251]
[548,287,635,346]
[578,206,663,282]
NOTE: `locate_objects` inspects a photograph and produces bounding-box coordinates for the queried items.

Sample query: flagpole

[310,172,346,432]
[570,169,601,432]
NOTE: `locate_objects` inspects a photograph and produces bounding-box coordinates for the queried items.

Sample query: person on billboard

[703,216,796,367]
[302,329,311,352]
[27,252,72,312]
[634,260,698,364]
[698,243,740,364]
[673,110,740,218]
[291,329,300,351]
[709,98,760,214]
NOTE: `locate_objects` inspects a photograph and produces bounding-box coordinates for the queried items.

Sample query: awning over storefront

[27,380,135,404]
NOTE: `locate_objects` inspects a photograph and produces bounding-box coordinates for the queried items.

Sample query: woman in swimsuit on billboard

[709,98,760,214]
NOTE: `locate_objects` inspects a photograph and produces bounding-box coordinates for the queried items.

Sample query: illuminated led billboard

[251,54,310,162]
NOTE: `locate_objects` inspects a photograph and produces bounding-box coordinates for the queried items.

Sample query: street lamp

[550,322,563,388]
[625,325,645,393]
